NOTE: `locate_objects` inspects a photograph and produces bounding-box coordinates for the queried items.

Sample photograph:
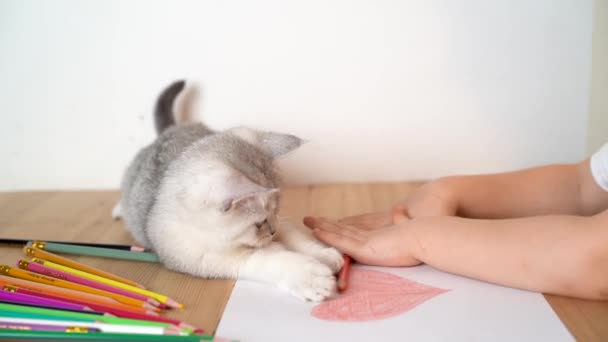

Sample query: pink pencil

[12,287,160,317]
[338,254,351,292]
[16,260,161,307]
[109,308,197,329]
[0,290,93,312]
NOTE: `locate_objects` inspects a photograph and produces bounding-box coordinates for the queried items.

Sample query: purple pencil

[0,290,93,312]
[0,320,100,332]
[17,260,160,307]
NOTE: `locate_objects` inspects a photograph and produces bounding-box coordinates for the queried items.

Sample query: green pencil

[0,309,91,322]
[0,329,236,341]
[0,309,194,335]
[31,241,160,263]
[0,303,171,328]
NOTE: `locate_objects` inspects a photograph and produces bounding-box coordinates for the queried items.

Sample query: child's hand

[336,211,394,229]
[302,216,422,267]
[392,178,458,219]
[332,179,458,231]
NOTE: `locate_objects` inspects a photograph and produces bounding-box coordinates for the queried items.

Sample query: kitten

[114,80,343,301]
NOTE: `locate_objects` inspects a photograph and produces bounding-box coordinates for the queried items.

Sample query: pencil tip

[179,322,197,329]
[166,298,184,309]
[130,246,146,252]
[163,328,182,335]
[143,303,157,310]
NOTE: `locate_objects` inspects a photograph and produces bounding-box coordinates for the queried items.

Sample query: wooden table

[1,184,607,341]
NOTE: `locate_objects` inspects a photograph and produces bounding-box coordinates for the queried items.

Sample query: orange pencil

[23,246,146,289]
[0,265,156,310]
[0,275,114,303]
[338,254,351,292]
[0,277,158,315]
[2,285,159,317]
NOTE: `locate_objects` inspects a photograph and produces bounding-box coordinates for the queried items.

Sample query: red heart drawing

[311,268,448,321]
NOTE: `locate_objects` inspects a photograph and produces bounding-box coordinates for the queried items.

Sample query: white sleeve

[590,143,608,192]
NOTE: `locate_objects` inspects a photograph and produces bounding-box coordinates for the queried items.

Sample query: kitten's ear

[229,127,305,158]
[221,176,278,212]
[260,132,304,158]
[222,189,278,213]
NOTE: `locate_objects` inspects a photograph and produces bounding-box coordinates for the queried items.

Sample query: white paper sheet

[216,265,573,342]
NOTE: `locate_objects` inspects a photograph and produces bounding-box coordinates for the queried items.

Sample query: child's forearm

[441,161,606,218]
[410,213,608,299]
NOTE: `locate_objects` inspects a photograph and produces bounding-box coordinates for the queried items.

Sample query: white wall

[588,0,608,154]
[0,0,593,191]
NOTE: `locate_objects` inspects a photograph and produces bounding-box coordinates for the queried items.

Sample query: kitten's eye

[255,219,268,229]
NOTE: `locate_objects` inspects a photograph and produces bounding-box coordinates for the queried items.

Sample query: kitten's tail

[154,79,186,135]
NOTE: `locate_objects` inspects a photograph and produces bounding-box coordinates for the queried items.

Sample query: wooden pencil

[0,275,116,304]
[0,290,95,312]
[0,276,159,314]
[0,330,231,341]
[17,260,161,307]
[4,285,159,317]
[0,238,147,251]
[0,302,182,329]
[0,321,99,332]
[0,317,182,335]
[338,254,352,292]
[0,265,156,309]
[31,241,160,263]
[24,246,146,289]
[35,258,183,309]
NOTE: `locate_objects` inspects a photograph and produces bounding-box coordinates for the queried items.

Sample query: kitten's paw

[283,256,336,302]
[312,247,344,274]
[112,201,123,220]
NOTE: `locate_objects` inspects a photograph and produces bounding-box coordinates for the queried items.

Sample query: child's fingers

[304,216,365,240]
[312,229,364,258]
[392,205,410,224]
[338,211,392,229]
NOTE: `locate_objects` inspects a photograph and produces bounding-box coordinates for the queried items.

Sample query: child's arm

[332,159,608,230]
[437,160,608,218]
[305,211,608,300]
[410,212,608,299]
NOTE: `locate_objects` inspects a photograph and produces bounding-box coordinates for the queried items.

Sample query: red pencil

[16,260,161,307]
[109,308,197,329]
[338,254,351,292]
[9,286,159,317]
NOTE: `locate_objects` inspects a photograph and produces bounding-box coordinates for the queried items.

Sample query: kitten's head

[217,178,280,248]
[175,128,304,248]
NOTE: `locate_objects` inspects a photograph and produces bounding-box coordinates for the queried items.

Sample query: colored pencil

[0,317,182,335]
[0,330,233,341]
[0,309,93,322]
[0,309,195,336]
[34,258,183,309]
[0,265,155,309]
[0,238,147,251]
[24,246,146,289]
[31,241,160,263]
[338,254,351,292]
[0,303,192,334]
[0,303,182,329]
[0,276,158,314]
[4,285,160,317]
[0,321,99,332]
[102,307,196,329]
[0,289,94,312]
[17,259,161,307]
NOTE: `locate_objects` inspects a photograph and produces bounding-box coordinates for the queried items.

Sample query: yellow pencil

[32,258,183,309]
[0,265,155,310]
[23,246,146,289]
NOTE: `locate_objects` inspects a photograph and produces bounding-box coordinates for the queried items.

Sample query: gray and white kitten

[113,80,343,301]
